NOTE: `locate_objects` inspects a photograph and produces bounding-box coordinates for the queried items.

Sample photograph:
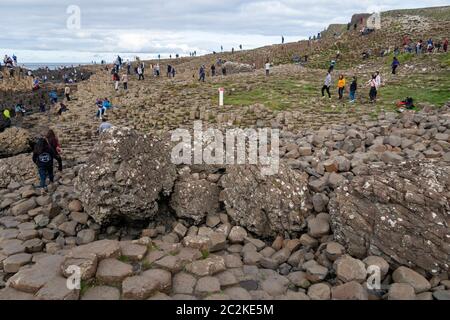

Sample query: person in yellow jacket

[3,109,10,119]
[337,75,346,100]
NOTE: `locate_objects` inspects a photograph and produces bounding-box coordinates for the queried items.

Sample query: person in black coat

[32,138,57,190]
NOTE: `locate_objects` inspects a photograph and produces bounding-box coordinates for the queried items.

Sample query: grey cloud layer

[1,0,449,61]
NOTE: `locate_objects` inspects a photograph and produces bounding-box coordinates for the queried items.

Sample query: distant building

[366,12,381,30]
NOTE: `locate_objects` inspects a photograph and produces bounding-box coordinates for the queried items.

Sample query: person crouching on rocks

[98,117,113,134]
[96,99,105,119]
[46,129,63,171]
[32,137,57,191]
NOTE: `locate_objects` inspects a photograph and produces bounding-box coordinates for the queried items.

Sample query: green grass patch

[212,78,319,111]
[118,255,130,263]
[201,249,210,259]
[381,71,450,107]
[142,261,152,271]
[439,52,450,67]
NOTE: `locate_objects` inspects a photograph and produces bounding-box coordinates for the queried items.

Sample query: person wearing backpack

[32,138,57,190]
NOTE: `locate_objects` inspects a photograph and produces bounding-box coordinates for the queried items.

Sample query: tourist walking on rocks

[368,74,378,103]
[444,38,448,52]
[321,70,332,99]
[49,90,58,104]
[32,137,56,191]
[64,85,71,101]
[171,67,176,78]
[46,129,63,172]
[349,76,357,103]
[199,65,206,82]
[126,60,131,74]
[337,75,346,100]
[265,61,271,76]
[416,40,423,55]
[211,64,216,77]
[113,72,120,90]
[167,65,172,78]
[375,71,381,89]
[121,73,128,90]
[57,102,68,115]
[392,57,400,74]
[137,66,144,80]
[329,60,336,72]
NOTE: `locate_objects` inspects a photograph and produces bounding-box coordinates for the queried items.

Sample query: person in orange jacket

[337,75,346,100]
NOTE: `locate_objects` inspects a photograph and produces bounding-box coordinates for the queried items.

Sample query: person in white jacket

[375,71,382,89]
[321,70,332,99]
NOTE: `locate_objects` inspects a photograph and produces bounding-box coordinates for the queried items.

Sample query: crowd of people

[321,67,382,104]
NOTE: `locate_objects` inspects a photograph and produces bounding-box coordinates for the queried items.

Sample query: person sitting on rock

[32,137,57,191]
[15,102,26,117]
[98,117,113,134]
[103,98,112,111]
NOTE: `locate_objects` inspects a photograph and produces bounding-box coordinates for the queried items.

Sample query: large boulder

[170,177,220,225]
[0,153,36,188]
[220,163,312,237]
[329,161,450,275]
[223,61,254,74]
[0,127,31,157]
[75,127,177,225]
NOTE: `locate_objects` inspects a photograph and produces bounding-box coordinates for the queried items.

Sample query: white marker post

[219,87,224,107]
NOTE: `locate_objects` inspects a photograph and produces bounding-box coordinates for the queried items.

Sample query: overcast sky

[1,0,449,63]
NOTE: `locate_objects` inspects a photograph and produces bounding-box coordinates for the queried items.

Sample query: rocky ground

[0,8,449,300]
